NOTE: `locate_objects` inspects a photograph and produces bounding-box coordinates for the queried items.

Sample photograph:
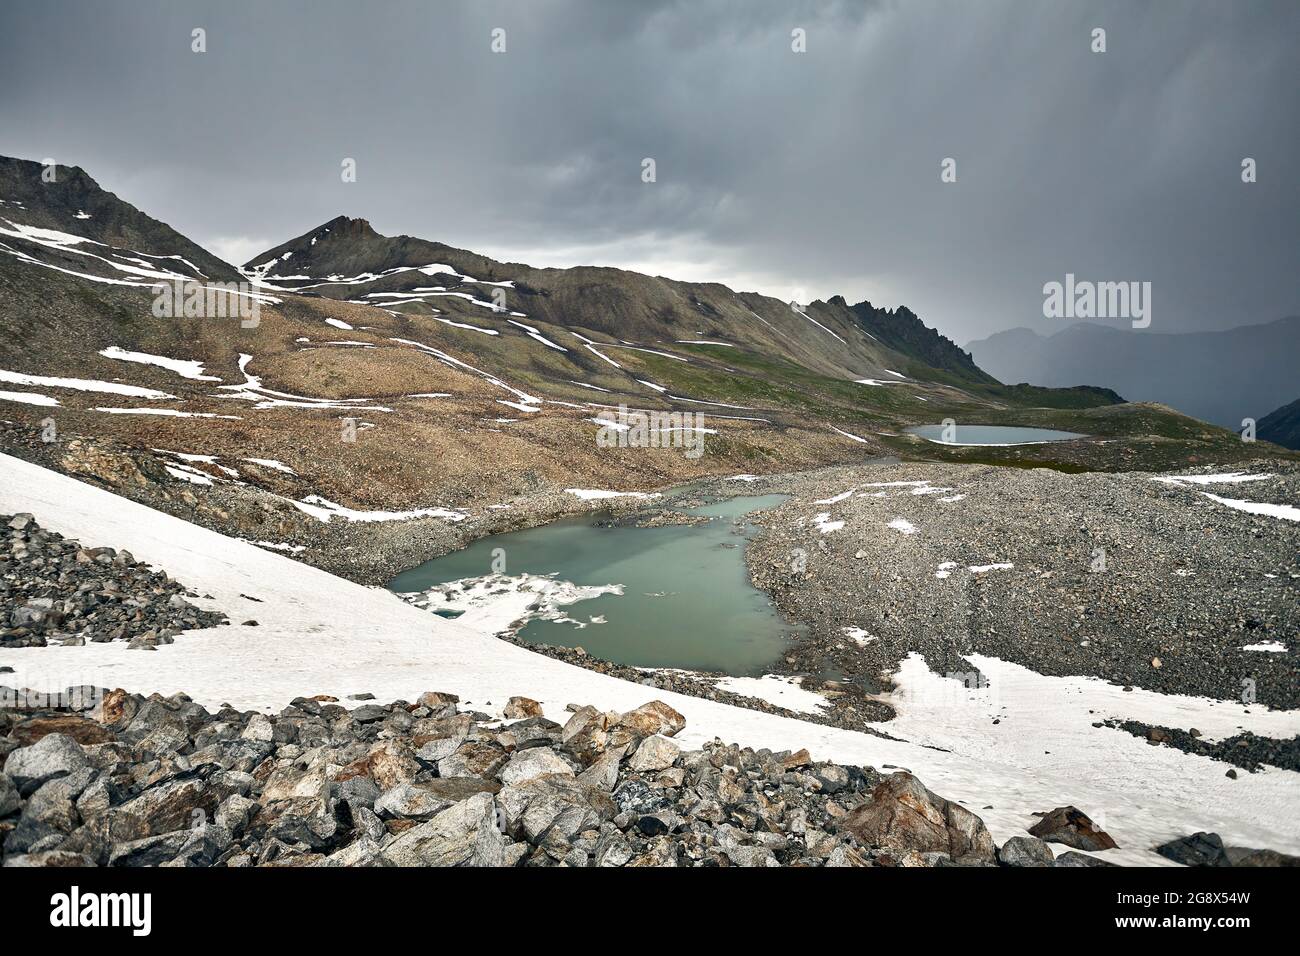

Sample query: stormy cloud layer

[1,0,1296,342]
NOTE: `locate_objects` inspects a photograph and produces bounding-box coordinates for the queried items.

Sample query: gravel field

[729,460,1298,710]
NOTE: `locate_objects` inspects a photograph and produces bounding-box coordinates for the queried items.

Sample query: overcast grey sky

[1,0,1296,343]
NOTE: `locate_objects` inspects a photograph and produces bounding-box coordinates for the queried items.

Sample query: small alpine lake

[906,424,1087,446]
[388,494,801,675]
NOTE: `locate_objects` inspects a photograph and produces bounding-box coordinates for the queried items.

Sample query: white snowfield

[1,452,1297,866]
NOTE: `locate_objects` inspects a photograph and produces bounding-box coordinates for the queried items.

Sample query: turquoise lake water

[388,494,800,674]
[906,424,1086,445]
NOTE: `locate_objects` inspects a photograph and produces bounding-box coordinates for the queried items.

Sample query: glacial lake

[906,424,1086,445]
[388,494,800,675]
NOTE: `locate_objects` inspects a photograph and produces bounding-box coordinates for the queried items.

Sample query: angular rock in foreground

[840,772,996,866]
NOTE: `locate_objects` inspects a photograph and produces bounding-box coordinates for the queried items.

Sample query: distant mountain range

[965,319,1300,431]
[1258,397,1300,450]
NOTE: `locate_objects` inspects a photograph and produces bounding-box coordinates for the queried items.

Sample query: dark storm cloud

[1,0,1296,341]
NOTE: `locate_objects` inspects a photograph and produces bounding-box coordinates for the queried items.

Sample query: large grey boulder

[240,714,274,742]
[4,733,90,795]
[577,746,626,792]
[214,794,259,836]
[997,835,1055,867]
[499,747,574,787]
[840,772,995,865]
[498,774,616,845]
[436,740,508,779]
[380,792,507,866]
[627,735,680,773]
[560,706,612,765]
[613,701,687,740]
[108,823,230,867]
[110,775,240,837]
[1154,832,1230,867]
[503,696,543,720]
[320,836,388,867]
[373,782,455,821]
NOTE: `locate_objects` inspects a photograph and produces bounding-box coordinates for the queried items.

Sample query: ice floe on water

[399,573,624,637]
[99,346,221,382]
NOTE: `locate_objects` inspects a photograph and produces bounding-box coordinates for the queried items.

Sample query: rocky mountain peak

[320,215,379,239]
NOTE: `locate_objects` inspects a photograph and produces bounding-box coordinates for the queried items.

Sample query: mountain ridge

[1258,397,1300,450]
[243,215,1033,392]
